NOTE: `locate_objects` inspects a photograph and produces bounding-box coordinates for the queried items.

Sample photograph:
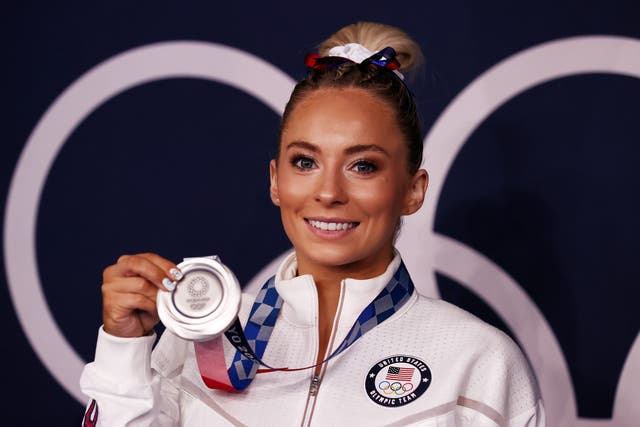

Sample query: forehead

[281,87,403,151]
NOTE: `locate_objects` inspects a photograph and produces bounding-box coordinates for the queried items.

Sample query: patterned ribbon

[195,261,415,391]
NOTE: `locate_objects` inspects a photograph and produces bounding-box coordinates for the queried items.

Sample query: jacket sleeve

[507,399,545,427]
[79,327,182,426]
[454,318,547,427]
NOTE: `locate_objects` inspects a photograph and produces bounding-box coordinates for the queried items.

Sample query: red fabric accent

[385,60,400,70]
[200,375,237,392]
[194,336,236,391]
[304,53,321,68]
[83,399,98,427]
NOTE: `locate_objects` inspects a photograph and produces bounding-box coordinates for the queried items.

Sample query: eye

[351,160,378,174]
[292,155,316,170]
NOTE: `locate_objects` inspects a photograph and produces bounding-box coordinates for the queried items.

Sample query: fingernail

[162,278,176,292]
[169,268,183,281]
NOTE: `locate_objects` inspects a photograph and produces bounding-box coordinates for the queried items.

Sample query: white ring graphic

[3,41,295,403]
[5,36,640,427]
[398,35,640,426]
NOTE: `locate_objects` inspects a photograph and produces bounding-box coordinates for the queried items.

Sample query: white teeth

[309,220,356,231]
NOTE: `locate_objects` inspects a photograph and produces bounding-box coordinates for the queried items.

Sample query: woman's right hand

[101,253,181,338]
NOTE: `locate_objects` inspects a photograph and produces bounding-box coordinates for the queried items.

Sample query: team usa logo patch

[365,355,431,407]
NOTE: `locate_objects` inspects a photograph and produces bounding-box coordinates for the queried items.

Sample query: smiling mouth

[305,219,359,231]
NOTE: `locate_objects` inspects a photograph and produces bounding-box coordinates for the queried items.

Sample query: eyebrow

[345,144,390,157]
[285,141,319,153]
[285,141,390,157]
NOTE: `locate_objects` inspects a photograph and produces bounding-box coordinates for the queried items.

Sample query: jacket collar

[273,251,404,346]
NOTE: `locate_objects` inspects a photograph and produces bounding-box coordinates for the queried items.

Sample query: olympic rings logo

[5,37,640,426]
[378,381,414,396]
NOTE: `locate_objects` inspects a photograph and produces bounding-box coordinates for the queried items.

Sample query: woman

[81,22,545,426]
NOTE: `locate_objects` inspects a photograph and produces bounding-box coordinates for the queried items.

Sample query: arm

[508,400,546,427]
[484,333,547,427]
[80,328,164,426]
[80,253,183,426]
[453,318,546,427]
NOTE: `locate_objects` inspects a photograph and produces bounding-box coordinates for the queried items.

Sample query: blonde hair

[279,22,424,174]
[318,22,423,73]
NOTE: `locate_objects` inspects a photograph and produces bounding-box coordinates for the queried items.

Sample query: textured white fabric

[327,42,405,79]
[80,252,545,426]
[328,43,376,64]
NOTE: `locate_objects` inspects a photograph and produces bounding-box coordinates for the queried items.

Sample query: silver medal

[157,256,241,341]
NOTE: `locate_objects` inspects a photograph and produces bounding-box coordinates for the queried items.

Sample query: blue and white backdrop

[3,2,639,425]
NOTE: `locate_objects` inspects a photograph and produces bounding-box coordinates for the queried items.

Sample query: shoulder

[409,294,531,373]
[408,295,515,347]
[409,295,542,420]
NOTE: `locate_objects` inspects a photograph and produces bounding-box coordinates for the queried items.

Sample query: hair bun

[318,22,423,73]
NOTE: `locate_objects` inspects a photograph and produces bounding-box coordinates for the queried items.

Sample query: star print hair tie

[305,43,404,80]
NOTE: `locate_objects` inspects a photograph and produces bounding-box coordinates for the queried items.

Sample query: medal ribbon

[195,261,414,391]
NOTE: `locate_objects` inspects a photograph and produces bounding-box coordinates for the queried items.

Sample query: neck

[292,247,395,375]
[295,247,395,297]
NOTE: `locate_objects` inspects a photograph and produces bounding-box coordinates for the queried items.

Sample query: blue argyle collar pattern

[226,261,415,391]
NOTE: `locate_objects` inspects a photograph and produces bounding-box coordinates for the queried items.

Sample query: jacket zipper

[300,280,346,427]
[309,375,320,397]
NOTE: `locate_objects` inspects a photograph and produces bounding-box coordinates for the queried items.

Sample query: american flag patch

[385,366,414,381]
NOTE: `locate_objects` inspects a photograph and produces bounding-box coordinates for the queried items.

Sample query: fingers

[105,253,181,291]
[101,252,183,337]
[138,253,183,280]
[103,284,158,315]
[104,276,158,299]
[102,285,159,338]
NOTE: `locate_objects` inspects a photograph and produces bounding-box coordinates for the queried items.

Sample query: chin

[299,239,392,270]
[298,244,364,268]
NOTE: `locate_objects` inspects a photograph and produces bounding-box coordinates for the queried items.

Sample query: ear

[401,169,428,215]
[269,159,280,206]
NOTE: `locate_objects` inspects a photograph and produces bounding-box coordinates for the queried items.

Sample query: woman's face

[270,87,427,274]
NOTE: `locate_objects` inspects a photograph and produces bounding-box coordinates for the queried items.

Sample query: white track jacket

[80,253,545,426]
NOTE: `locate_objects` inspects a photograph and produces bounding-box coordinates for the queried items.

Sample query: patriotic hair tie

[305,43,404,80]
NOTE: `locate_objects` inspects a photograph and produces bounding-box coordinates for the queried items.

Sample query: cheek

[276,172,308,207]
[351,179,405,217]
[275,170,317,230]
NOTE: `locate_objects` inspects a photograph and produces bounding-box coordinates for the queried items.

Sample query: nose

[315,167,348,206]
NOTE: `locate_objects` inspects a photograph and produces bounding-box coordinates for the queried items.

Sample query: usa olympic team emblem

[365,355,431,407]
